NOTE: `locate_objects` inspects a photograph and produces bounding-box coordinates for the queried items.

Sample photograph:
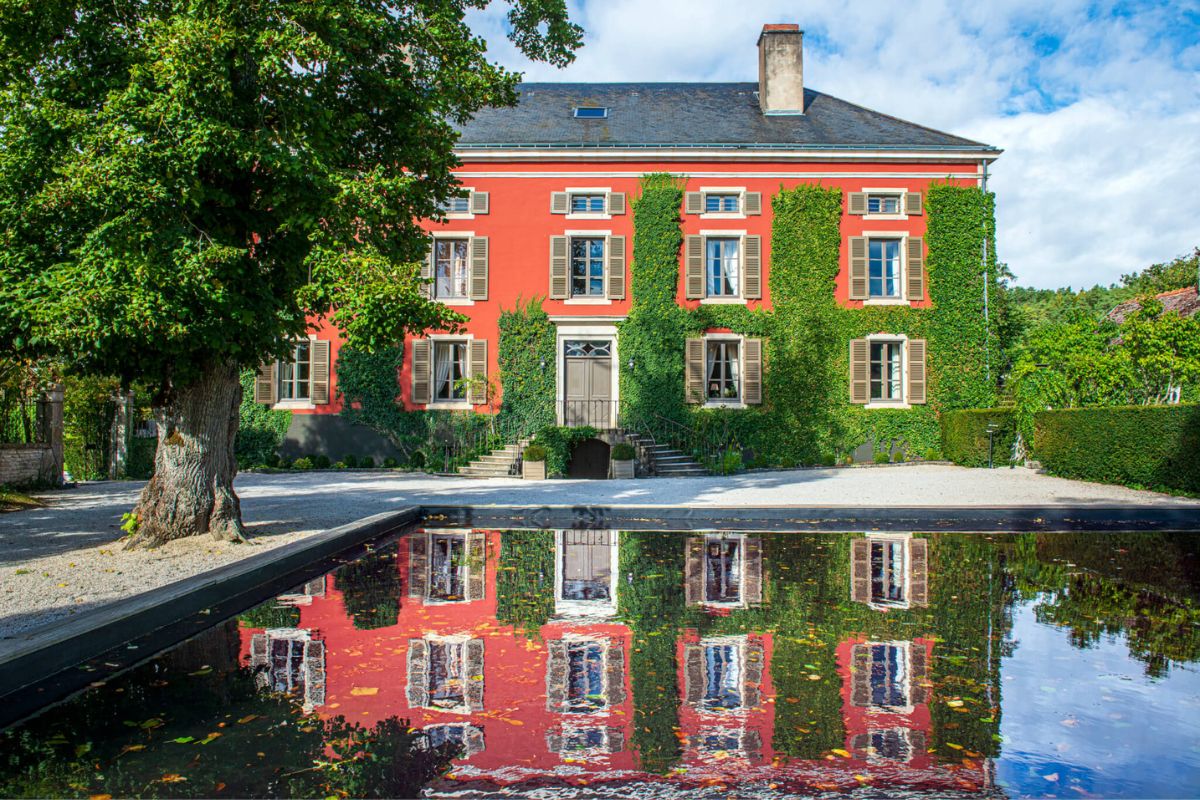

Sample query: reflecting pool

[2,531,1198,798]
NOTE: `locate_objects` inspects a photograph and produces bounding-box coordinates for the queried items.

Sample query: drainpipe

[981,160,991,385]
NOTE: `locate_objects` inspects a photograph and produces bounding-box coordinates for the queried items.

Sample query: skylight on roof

[573,106,609,119]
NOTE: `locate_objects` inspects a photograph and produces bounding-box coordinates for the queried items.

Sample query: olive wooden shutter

[467,531,486,601]
[406,639,430,707]
[254,363,276,405]
[250,633,268,668]
[849,237,868,300]
[743,639,765,708]
[303,576,326,598]
[545,731,563,754]
[742,729,763,762]
[421,243,434,299]
[549,235,569,299]
[606,192,626,215]
[411,339,431,405]
[907,339,927,405]
[685,338,705,404]
[909,729,927,756]
[851,538,871,603]
[906,236,925,301]
[303,639,326,707]
[684,644,704,706]
[310,340,330,405]
[606,236,626,299]
[909,642,930,704]
[545,640,568,711]
[468,339,488,404]
[464,726,485,756]
[465,639,485,711]
[744,192,762,215]
[684,536,704,604]
[848,192,868,215]
[550,192,569,214]
[904,191,923,216]
[909,537,929,606]
[743,338,763,405]
[605,640,626,706]
[743,235,762,299]
[408,534,429,598]
[606,727,625,754]
[469,190,489,215]
[849,339,869,404]
[743,536,763,603]
[469,237,489,300]
[685,191,703,215]
[685,235,704,299]
[850,643,871,706]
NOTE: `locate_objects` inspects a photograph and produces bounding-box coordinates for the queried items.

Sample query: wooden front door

[563,339,613,427]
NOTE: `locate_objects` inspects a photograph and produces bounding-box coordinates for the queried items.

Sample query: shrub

[292,456,315,470]
[359,456,374,468]
[277,456,291,469]
[611,442,636,461]
[873,451,890,464]
[523,444,547,462]
[718,449,743,475]
[264,453,281,469]
[941,408,1018,468]
[1034,404,1200,493]
[314,454,331,469]
[382,456,398,468]
[891,450,906,463]
[408,451,426,470]
[343,454,358,468]
[819,453,836,467]
[924,448,941,462]
[531,425,597,477]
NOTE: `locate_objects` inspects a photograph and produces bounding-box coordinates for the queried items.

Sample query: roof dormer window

[573,106,608,119]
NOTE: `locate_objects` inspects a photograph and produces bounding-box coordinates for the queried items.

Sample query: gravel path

[1,464,1195,641]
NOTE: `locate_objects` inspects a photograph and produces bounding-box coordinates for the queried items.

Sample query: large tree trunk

[127,361,246,548]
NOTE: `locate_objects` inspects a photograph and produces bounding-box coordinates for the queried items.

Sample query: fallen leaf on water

[189,666,213,676]
[120,744,146,754]
[238,715,259,724]
[171,737,195,744]
[89,795,112,800]
[159,774,187,784]
[1044,773,1059,782]
[214,783,226,792]
[349,687,378,696]
[140,719,163,730]
[946,699,964,707]
[831,748,851,758]
[946,743,964,750]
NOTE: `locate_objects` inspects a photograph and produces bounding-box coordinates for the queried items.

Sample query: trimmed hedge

[941,408,1018,467]
[1034,404,1200,493]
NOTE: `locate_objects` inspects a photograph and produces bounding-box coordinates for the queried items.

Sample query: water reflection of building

[237,529,1001,794]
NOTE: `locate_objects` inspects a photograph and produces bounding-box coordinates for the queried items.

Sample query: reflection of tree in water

[336,543,402,630]
[0,621,455,799]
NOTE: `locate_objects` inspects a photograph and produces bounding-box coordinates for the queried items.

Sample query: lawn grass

[0,485,44,513]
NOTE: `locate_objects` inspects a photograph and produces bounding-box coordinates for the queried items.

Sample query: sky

[466,0,1200,290]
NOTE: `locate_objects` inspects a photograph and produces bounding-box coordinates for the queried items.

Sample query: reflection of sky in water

[997,598,1200,799]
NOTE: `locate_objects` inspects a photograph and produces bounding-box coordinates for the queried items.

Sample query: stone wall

[0,444,56,486]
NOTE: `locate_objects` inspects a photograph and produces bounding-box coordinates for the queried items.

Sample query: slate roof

[1107,286,1200,324]
[456,83,997,152]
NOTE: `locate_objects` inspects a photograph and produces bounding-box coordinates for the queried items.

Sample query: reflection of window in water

[854,728,913,762]
[430,533,467,600]
[869,644,908,708]
[565,727,607,751]
[702,644,743,710]
[701,732,742,752]
[871,538,906,605]
[566,641,606,713]
[429,641,466,709]
[561,530,612,602]
[270,638,306,694]
[422,724,485,757]
[705,536,742,603]
[426,724,466,749]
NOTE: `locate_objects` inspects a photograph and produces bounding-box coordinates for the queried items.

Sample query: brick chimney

[757,24,804,115]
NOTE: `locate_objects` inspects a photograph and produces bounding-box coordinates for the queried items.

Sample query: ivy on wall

[236,369,293,467]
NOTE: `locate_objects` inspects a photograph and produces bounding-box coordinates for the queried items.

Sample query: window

[570,194,606,213]
[438,195,470,214]
[421,724,484,757]
[867,194,901,215]
[868,239,901,298]
[701,643,743,711]
[570,237,606,297]
[706,340,741,401]
[429,533,467,601]
[428,640,467,710]
[278,341,311,401]
[433,341,468,401]
[705,193,740,213]
[856,728,913,762]
[573,106,608,119]
[434,239,469,299]
[269,637,307,695]
[871,538,907,606]
[869,341,904,402]
[699,731,743,753]
[704,536,741,603]
[706,237,740,297]
[560,530,613,603]
[867,643,909,710]
[565,641,606,713]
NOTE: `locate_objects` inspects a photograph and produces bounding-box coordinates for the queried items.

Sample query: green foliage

[717,449,744,474]
[382,457,398,469]
[291,456,314,471]
[610,442,636,461]
[343,454,359,468]
[359,456,375,469]
[235,370,292,468]
[495,530,555,638]
[497,298,557,434]
[522,444,547,462]
[873,451,890,464]
[941,408,1018,468]
[314,454,331,469]
[1033,404,1200,493]
[238,601,301,630]
[532,425,598,477]
[336,544,402,630]
[1121,247,1200,296]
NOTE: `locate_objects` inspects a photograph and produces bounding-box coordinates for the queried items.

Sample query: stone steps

[457,438,529,478]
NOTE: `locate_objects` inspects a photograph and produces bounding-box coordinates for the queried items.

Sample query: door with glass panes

[563,340,613,427]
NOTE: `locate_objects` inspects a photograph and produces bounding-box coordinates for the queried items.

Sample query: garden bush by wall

[941,408,1018,468]
[1033,404,1200,493]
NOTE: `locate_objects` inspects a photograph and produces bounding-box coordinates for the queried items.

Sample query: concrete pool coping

[2,501,1198,729]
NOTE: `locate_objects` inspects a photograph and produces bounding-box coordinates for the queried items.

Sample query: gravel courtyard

[1,465,1195,641]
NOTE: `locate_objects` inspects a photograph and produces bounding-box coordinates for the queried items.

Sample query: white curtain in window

[435,343,453,398]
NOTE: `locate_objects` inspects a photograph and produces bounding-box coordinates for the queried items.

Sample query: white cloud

[468,0,1200,288]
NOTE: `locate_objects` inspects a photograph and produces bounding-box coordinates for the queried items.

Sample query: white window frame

[691,725,755,758]
[552,721,615,760]
[420,633,474,715]
[698,186,748,220]
[697,635,749,714]
[865,532,912,610]
[429,231,475,307]
[273,334,318,411]
[698,230,748,305]
[860,187,909,221]
[558,633,616,715]
[862,640,914,715]
[422,528,475,605]
[701,533,747,608]
[564,187,613,220]
[563,229,614,305]
[702,333,745,409]
[554,529,619,618]
[860,727,915,763]
[438,186,477,220]
[861,230,907,306]
[864,333,910,410]
[554,324,620,427]
[427,333,475,411]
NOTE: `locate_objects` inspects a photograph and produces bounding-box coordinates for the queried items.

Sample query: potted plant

[522,444,547,480]
[610,442,637,479]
